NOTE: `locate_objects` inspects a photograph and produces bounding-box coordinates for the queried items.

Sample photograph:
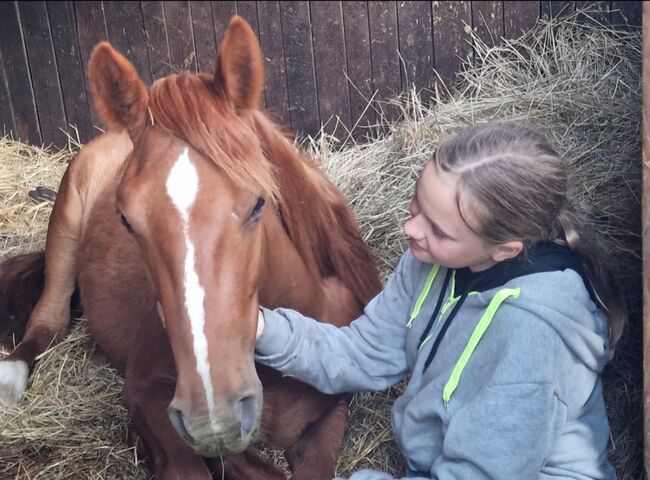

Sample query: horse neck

[257,207,324,316]
[250,112,382,306]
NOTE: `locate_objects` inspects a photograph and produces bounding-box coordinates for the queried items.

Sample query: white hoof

[0,360,28,405]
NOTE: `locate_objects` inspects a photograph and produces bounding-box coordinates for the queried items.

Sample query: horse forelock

[147,73,279,202]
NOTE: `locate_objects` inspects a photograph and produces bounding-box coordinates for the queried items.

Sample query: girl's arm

[254,252,420,394]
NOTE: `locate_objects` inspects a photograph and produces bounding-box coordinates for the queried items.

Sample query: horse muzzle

[167,393,262,457]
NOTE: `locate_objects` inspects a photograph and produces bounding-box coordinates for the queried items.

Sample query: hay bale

[0,13,642,479]
[0,139,71,257]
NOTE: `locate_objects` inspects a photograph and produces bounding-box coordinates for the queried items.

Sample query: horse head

[88,17,273,457]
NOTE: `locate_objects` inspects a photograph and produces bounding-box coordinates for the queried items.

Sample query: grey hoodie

[255,249,616,480]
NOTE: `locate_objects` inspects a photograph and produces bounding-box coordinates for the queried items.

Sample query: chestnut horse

[0,17,380,480]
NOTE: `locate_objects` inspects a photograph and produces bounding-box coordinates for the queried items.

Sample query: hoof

[0,360,28,405]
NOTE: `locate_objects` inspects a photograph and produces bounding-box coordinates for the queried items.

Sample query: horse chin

[190,424,261,458]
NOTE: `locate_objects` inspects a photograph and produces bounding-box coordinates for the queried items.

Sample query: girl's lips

[409,239,425,252]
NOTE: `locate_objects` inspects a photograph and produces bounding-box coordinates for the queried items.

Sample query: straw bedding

[0,13,642,480]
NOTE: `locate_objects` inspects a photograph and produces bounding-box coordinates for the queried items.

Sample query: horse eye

[251,197,265,219]
[120,213,135,234]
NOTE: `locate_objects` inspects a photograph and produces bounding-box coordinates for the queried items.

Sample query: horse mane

[248,112,382,305]
[148,73,279,201]
[148,72,381,305]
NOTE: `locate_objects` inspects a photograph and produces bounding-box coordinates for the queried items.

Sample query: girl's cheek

[425,235,440,255]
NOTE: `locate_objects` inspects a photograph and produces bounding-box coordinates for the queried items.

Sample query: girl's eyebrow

[414,177,457,241]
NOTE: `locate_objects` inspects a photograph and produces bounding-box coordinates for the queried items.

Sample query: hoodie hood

[505,267,612,373]
[422,242,611,373]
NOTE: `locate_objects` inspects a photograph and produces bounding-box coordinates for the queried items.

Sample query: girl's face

[404,161,517,272]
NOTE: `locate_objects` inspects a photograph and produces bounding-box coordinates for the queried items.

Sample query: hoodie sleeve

[254,252,420,394]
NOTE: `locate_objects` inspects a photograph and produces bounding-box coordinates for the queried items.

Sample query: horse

[0,17,381,480]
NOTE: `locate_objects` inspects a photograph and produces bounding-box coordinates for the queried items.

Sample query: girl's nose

[403,215,424,240]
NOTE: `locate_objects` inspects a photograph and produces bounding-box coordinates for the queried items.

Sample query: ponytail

[557,207,626,348]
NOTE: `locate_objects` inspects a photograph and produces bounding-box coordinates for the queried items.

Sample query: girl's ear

[213,16,264,111]
[88,42,149,140]
[491,240,524,263]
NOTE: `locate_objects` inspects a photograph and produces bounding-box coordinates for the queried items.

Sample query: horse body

[0,17,380,480]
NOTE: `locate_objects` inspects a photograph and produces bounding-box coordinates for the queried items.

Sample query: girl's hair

[435,121,625,347]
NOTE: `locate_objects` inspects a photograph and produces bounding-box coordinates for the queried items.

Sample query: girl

[255,122,623,479]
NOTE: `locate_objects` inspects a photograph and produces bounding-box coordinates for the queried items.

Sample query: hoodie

[255,244,616,480]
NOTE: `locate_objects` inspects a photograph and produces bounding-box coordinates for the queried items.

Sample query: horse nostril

[167,406,194,444]
[237,395,257,439]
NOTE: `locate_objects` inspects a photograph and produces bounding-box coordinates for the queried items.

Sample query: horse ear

[88,42,149,139]
[214,17,264,111]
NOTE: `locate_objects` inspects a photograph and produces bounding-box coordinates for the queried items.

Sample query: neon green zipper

[442,287,521,409]
[407,264,440,327]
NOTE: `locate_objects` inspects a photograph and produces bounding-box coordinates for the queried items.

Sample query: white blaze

[165,148,217,427]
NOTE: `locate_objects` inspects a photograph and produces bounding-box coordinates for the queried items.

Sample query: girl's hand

[256,309,265,340]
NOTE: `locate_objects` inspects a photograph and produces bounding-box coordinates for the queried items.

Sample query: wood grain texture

[257,1,290,126]
[0,2,41,144]
[368,1,401,123]
[311,1,351,137]
[47,1,93,142]
[74,1,108,129]
[19,1,67,146]
[397,1,434,104]
[343,1,376,135]
[432,1,472,88]
[642,3,650,477]
[280,1,319,135]
[472,1,504,47]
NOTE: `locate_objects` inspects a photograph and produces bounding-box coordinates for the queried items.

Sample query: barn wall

[0,1,642,147]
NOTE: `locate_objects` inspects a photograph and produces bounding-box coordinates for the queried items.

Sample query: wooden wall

[0,1,642,147]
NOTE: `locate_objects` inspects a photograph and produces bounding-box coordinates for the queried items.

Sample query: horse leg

[0,168,83,404]
[286,396,350,480]
[124,309,212,480]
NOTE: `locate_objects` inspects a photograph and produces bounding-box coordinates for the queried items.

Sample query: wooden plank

[549,1,576,17]
[540,1,551,19]
[611,1,643,27]
[342,1,376,136]
[0,49,16,137]
[503,1,538,39]
[257,1,290,126]
[471,1,504,48]
[279,1,319,136]
[397,1,434,105]
[103,1,152,85]
[642,4,650,477]
[190,2,217,73]
[211,1,237,51]
[367,1,401,123]
[163,1,197,73]
[311,1,351,138]
[141,1,171,80]
[575,1,609,24]
[46,1,93,143]
[73,1,107,130]
[0,1,41,144]
[18,1,67,146]
[432,1,472,89]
